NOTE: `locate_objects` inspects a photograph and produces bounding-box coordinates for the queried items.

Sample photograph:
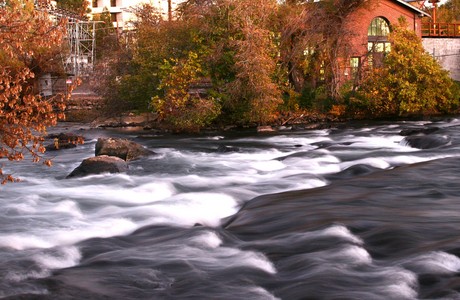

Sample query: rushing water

[1,118,460,299]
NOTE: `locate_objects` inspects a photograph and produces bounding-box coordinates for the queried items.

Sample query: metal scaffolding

[65,21,97,77]
[34,1,97,77]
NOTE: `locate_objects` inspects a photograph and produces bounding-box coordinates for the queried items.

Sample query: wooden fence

[422,22,460,38]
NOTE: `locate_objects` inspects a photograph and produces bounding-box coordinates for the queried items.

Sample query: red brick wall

[339,0,423,82]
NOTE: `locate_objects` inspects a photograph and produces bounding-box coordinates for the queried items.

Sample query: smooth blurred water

[1,119,460,299]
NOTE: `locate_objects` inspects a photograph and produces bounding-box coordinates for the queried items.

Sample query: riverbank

[64,85,459,133]
[66,106,460,136]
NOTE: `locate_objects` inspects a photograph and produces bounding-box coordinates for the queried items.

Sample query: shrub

[349,20,459,117]
[151,52,221,132]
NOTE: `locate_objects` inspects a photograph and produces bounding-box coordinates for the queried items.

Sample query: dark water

[1,119,460,299]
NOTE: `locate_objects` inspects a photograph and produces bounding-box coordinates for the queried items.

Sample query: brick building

[340,0,429,82]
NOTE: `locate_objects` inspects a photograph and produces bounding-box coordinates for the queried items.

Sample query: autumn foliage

[96,0,459,131]
[349,20,459,117]
[0,0,69,183]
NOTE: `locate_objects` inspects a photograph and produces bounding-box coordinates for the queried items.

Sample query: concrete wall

[422,38,460,81]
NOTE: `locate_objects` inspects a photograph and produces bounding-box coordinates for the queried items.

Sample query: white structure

[35,0,98,77]
[423,38,460,81]
[88,0,182,29]
[38,73,53,97]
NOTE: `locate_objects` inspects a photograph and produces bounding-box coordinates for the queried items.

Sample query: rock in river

[401,134,451,149]
[95,137,154,161]
[45,133,84,151]
[66,155,128,178]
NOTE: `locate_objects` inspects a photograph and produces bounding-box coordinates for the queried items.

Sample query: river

[1,118,460,299]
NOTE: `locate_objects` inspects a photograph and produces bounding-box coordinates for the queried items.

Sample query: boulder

[257,126,276,133]
[216,145,240,153]
[402,134,451,149]
[95,138,153,161]
[45,133,84,151]
[399,127,440,136]
[66,155,128,178]
[92,112,157,128]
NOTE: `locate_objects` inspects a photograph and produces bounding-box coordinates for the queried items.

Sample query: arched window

[368,17,390,37]
[368,17,391,67]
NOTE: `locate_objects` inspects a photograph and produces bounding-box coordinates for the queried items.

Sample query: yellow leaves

[353,20,457,118]
[151,51,221,132]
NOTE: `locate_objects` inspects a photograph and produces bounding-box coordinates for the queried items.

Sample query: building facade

[88,0,179,29]
[339,0,430,83]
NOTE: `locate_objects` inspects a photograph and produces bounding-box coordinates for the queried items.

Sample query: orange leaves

[1,173,20,185]
[38,145,46,153]
[0,0,67,183]
[225,0,282,124]
[8,152,24,161]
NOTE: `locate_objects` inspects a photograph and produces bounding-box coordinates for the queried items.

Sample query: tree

[0,0,71,183]
[278,0,372,102]
[349,20,459,117]
[102,0,459,130]
[179,0,283,125]
[435,0,460,23]
[90,4,162,113]
[97,3,214,118]
[92,7,116,60]
[56,0,90,17]
[224,0,282,124]
[151,51,221,132]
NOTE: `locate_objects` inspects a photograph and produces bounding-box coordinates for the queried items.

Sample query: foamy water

[2,119,460,299]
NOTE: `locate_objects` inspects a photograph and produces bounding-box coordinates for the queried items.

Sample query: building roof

[399,0,431,17]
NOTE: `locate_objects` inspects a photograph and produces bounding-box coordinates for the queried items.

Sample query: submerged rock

[257,126,276,133]
[402,134,451,149]
[95,138,154,161]
[45,133,84,151]
[399,127,440,136]
[216,145,240,153]
[92,112,158,128]
[325,164,381,181]
[66,155,128,178]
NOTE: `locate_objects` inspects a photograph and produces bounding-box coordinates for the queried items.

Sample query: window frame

[367,17,391,68]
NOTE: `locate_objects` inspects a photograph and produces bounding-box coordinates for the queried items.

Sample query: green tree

[350,20,459,117]
[151,51,221,132]
[92,7,116,60]
[179,0,283,125]
[56,0,90,17]
[99,2,220,121]
[92,4,164,113]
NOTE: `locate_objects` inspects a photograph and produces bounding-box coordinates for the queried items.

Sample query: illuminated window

[368,17,390,67]
[350,57,360,78]
[368,17,390,37]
